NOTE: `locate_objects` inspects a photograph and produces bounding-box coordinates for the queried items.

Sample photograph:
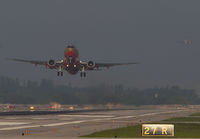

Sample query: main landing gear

[57,71,63,76]
[80,72,86,78]
[57,66,63,76]
[80,66,86,78]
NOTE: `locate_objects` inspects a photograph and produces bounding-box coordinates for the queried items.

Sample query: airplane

[176,40,192,46]
[9,44,139,77]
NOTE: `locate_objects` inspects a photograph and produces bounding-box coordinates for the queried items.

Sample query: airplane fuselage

[63,46,80,74]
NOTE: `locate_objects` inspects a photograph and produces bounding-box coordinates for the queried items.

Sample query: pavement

[0,105,198,139]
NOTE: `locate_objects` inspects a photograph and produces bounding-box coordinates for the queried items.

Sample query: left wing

[95,62,139,68]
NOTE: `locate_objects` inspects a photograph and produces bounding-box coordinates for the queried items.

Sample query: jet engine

[87,61,95,69]
[47,59,56,68]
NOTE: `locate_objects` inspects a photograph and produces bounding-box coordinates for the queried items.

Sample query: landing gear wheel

[80,66,86,78]
[80,72,86,78]
[57,66,63,77]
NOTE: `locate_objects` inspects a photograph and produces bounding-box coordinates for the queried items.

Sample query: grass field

[83,112,200,138]
[83,125,142,138]
[191,112,200,116]
[163,117,200,122]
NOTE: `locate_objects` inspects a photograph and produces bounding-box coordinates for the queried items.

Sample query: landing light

[30,106,35,112]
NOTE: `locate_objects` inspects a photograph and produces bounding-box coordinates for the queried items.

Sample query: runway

[0,105,198,139]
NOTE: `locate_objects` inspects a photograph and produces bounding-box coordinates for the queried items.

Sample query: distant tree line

[0,76,199,105]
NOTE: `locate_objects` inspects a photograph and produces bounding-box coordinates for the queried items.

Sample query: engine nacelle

[87,61,95,69]
[47,59,56,69]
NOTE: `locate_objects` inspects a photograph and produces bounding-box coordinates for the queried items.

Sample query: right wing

[7,58,47,66]
[7,58,63,69]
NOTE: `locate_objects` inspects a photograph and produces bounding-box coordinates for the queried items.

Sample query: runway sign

[142,124,174,136]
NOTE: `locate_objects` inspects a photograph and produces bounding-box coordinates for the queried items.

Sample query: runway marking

[111,116,136,120]
[58,115,114,118]
[0,109,187,131]
[0,122,31,126]
[31,118,49,120]
[4,118,17,120]
[59,118,73,120]
[0,125,41,130]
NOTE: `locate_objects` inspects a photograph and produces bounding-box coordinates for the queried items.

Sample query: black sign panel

[142,124,174,136]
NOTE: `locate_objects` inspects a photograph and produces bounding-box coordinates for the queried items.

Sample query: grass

[82,112,200,138]
[83,125,142,138]
[173,123,200,138]
[163,117,200,122]
[190,112,200,116]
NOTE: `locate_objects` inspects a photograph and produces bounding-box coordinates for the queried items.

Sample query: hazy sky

[0,0,200,89]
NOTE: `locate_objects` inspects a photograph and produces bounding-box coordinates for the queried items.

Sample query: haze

[0,0,200,89]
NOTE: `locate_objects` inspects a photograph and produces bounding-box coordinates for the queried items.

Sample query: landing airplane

[9,45,138,77]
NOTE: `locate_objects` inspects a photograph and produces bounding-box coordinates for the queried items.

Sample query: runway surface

[0,105,198,139]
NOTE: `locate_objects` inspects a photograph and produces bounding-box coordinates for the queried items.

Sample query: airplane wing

[7,58,47,65]
[8,58,66,76]
[80,61,139,70]
[95,62,139,68]
[7,58,64,70]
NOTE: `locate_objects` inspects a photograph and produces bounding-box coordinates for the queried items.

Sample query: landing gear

[80,66,86,78]
[80,72,86,77]
[57,66,63,76]
[57,71,63,76]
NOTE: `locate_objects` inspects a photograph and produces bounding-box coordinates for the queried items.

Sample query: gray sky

[0,0,200,89]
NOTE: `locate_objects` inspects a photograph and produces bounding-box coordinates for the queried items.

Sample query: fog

[0,0,200,89]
